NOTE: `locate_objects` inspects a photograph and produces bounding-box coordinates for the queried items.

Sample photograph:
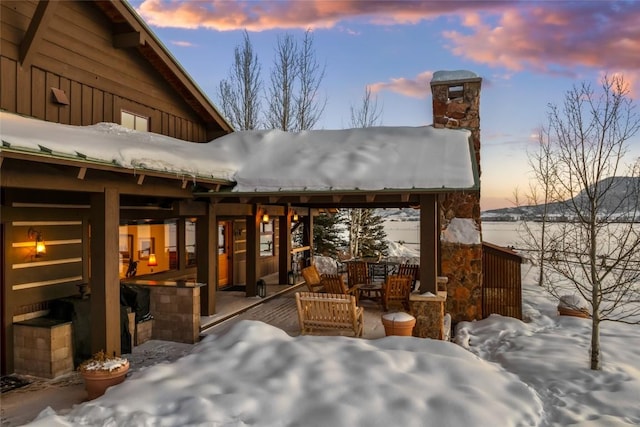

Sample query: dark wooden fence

[482,242,523,319]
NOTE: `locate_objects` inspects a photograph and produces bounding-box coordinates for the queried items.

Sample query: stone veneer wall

[150,287,201,344]
[431,75,483,324]
[13,320,74,378]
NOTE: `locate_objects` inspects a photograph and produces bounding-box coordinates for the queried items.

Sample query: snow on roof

[0,111,477,193]
[431,70,479,83]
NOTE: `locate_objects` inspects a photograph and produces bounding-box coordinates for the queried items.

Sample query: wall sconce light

[262,212,270,223]
[28,227,46,257]
[292,211,299,222]
[147,253,158,267]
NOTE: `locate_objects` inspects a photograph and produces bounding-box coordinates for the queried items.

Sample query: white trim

[12,276,83,291]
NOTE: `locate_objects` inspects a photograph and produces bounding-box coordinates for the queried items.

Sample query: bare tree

[516,125,558,287]
[265,34,298,131]
[295,30,326,131]
[344,86,387,258]
[350,86,382,128]
[526,75,640,370]
[216,31,262,130]
[265,31,326,131]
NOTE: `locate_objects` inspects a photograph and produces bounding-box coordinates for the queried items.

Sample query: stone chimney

[430,70,483,324]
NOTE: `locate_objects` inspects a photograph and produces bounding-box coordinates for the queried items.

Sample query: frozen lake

[384,220,522,250]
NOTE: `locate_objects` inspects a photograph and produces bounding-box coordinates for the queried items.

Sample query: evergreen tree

[344,208,388,258]
[312,212,346,257]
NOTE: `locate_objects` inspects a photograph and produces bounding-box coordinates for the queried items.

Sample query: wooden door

[217,221,232,288]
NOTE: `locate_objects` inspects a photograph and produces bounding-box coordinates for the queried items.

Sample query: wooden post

[278,206,292,285]
[90,188,121,356]
[302,213,314,266]
[419,194,438,294]
[197,203,217,315]
[245,206,261,296]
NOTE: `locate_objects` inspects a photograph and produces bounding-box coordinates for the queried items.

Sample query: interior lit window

[260,220,274,257]
[121,110,149,131]
[119,219,177,278]
[186,219,197,267]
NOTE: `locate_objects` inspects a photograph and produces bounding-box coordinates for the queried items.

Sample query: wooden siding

[0,0,211,142]
[482,242,523,320]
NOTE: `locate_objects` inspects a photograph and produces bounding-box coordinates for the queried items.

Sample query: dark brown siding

[0,0,212,142]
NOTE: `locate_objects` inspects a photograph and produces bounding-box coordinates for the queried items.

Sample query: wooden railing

[482,242,523,320]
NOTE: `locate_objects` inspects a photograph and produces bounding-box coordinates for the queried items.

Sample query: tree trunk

[590,314,601,370]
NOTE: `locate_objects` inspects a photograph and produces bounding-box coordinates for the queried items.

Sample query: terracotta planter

[558,306,590,318]
[80,360,130,400]
[382,312,416,336]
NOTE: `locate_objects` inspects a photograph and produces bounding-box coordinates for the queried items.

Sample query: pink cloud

[136,1,640,97]
[171,40,195,47]
[369,71,434,98]
[136,0,504,32]
[443,2,640,81]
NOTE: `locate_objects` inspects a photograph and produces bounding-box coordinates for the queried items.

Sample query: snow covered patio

[3,266,639,426]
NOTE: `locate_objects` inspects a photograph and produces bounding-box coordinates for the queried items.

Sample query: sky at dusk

[127,0,640,210]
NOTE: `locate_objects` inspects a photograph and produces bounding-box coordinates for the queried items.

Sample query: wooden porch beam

[77,167,87,180]
[419,194,439,294]
[245,207,261,297]
[278,207,293,284]
[198,203,217,315]
[137,174,145,185]
[20,0,59,69]
[90,188,121,356]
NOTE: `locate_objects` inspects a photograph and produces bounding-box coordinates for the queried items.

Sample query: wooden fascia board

[0,151,232,189]
[2,165,194,198]
[20,0,59,69]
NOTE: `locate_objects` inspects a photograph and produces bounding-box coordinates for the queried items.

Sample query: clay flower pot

[382,312,416,336]
[79,351,129,400]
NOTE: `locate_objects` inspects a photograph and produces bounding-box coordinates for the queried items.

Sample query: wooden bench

[295,292,364,337]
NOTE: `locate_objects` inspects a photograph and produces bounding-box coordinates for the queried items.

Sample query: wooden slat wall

[0,0,209,142]
[482,242,523,320]
[5,216,87,310]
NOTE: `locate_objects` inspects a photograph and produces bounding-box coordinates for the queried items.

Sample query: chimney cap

[430,70,481,85]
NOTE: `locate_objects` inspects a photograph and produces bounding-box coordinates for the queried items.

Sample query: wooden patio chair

[381,275,412,311]
[397,264,419,292]
[321,274,360,304]
[301,265,324,293]
[295,292,364,337]
[347,261,371,288]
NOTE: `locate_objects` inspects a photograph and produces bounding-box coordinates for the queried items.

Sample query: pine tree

[312,212,346,257]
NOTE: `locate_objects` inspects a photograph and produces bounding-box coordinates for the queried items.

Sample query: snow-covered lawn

[28,268,640,427]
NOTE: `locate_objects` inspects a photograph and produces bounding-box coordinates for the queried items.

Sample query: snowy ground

[24,266,640,427]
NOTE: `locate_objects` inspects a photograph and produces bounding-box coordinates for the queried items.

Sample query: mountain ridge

[482,176,640,221]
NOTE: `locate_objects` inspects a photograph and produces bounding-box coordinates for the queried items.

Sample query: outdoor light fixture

[257,279,267,298]
[262,212,270,223]
[28,227,46,257]
[287,270,295,286]
[292,211,299,222]
[147,253,158,267]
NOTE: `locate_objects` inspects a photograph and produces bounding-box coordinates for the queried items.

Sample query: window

[186,219,197,267]
[260,220,274,257]
[119,219,177,277]
[121,111,149,131]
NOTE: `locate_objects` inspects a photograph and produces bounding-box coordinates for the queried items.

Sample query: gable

[0,0,231,141]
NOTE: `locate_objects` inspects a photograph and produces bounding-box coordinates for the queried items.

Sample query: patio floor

[1,279,390,426]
